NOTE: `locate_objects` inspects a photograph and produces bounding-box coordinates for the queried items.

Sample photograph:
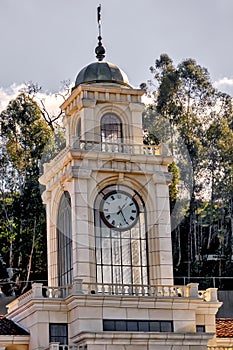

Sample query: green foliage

[168,161,180,206]
[146,54,233,282]
[41,126,66,166]
[1,93,51,169]
[0,93,53,292]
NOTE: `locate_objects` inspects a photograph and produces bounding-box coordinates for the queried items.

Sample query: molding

[72,331,215,346]
[0,335,30,345]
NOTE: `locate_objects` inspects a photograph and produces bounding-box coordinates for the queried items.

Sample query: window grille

[57,192,73,286]
[94,184,149,286]
[103,320,173,332]
[49,323,68,344]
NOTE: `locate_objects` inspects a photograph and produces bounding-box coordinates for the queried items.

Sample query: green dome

[74,61,131,88]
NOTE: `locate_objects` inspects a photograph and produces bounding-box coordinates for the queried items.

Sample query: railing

[49,344,85,350]
[49,344,233,350]
[41,282,190,299]
[81,282,188,297]
[42,139,168,173]
[7,281,218,313]
[28,281,218,301]
[43,140,165,174]
[42,285,72,298]
[72,139,163,156]
[81,282,218,302]
[49,343,233,350]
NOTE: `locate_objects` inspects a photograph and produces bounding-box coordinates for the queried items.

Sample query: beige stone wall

[6,290,220,350]
[0,344,29,350]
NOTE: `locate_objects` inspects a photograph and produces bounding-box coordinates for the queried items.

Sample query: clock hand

[116,206,129,224]
[120,210,129,225]
[117,205,123,215]
[117,203,128,215]
[120,202,127,210]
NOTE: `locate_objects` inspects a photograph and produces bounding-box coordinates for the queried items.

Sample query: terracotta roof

[0,316,29,335]
[216,319,233,338]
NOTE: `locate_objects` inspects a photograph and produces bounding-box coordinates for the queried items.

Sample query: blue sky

[1,0,233,96]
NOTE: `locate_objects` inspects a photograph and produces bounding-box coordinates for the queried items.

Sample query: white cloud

[141,93,154,106]
[213,78,233,96]
[34,92,64,117]
[214,77,233,88]
[0,84,24,112]
[0,83,66,117]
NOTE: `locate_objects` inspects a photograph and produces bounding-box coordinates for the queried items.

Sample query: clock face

[100,190,139,230]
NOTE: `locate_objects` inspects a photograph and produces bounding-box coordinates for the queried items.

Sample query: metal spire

[95,4,105,61]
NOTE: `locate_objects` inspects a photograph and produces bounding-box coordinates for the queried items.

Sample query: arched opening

[94,184,148,287]
[57,191,73,286]
[77,118,81,139]
[100,113,122,151]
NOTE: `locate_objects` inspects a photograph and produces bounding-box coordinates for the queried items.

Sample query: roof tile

[0,316,29,335]
[216,319,233,338]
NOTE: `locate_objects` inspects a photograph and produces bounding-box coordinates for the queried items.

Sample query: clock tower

[6,8,221,350]
[40,22,174,289]
[40,48,174,290]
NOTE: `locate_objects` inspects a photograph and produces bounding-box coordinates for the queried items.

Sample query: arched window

[77,118,81,139]
[94,185,148,287]
[101,114,122,151]
[57,191,73,286]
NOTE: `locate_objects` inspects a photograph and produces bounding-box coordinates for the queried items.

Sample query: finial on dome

[95,4,105,61]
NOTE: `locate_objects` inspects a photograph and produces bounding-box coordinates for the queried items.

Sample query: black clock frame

[100,189,140,231]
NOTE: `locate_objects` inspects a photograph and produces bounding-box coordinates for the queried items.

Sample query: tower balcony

[41,139,172,183]
[71,138,167,157]
[58,138,172,168]
[7,281,219,313]
[7,281,221,350]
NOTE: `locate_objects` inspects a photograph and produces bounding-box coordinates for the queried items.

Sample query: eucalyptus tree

[203,109,233,278]
[0,93,52,292]
[144,54,233,281]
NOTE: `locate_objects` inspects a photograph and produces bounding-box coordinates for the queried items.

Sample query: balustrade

[72,138,162,156]
[49,344,83,350]
[49,343,233,350]
[7,281,218,314]
[36,281,216,300]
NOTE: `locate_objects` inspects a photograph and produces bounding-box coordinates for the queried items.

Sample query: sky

[1,0,233,109]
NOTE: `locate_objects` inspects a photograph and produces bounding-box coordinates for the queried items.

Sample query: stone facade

[6,282,221,350]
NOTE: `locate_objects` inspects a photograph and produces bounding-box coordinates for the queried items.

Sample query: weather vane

[97,4,102,37]
[95,4,105,61]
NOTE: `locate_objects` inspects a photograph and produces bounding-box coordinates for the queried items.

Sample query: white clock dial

[100,190,139,230]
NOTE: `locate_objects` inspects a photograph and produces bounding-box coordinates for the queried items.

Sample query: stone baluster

[32,283,43,298]
[72,279,83,295]
[49,343,60,350]
[186,283,199,298]
[205,288,218,302]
